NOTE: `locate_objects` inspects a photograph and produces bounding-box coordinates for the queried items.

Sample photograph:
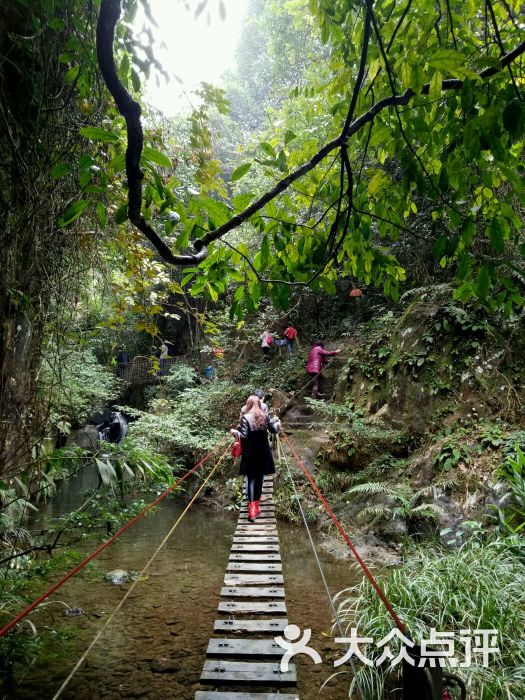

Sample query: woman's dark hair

[254,389,265,400]
[314,341,324,347]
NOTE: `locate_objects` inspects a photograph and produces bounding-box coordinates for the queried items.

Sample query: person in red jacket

[283,325,298,354]
[306,341,340,397]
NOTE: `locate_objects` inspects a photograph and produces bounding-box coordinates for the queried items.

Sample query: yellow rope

[52,444,230,699]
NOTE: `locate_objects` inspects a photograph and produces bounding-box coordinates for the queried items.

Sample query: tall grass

[336,537,525,699]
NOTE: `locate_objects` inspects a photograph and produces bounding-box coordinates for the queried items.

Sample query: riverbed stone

[150,657,180,673]
[66,425,100,451]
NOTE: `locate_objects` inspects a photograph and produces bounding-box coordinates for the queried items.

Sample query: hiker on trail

[283,325,298,354]
[231,395,281,522]
[240,390,271,502]
[306,341,340,398]
[260,330,273,361]
[240,389,269,420]
[159,340,169,376]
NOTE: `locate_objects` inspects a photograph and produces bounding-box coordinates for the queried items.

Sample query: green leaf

[58,200,88,227]
[232,193,256,211]
[319,277,336,294]
[141,145,172,168]
[260,234,270,267]
[230,162,252,182]
[476,265,491,300]
[284,130,297,145]
[367,170,390,197]
[80,126,120,143]
[51,163,71,180]
[195,195,230,227]
[260,142,276,158]
[108,154,126,173]
[64,66,80,83]
[428,49,466,76]
[49,17,65,30]
[277,149,288,173]
[429,71,442,101]
[96,202,107,228]
[115,203,128,224]
[488,218,505,254]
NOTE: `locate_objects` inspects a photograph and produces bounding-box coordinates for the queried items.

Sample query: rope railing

[0,436,228,638]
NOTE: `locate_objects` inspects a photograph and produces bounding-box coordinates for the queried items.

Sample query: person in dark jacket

[306,341,340,397]
[231,395,281,522]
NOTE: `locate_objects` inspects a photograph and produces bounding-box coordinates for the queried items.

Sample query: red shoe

[248,502,257,522]
[254,500,261,516]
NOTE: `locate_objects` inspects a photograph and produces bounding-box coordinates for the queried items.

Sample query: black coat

[238,414,278,477]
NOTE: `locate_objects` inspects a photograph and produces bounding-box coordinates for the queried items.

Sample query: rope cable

[282,433,408,636]
[276,436,365,700]
[52,443,230,699]
[0,436,228,638]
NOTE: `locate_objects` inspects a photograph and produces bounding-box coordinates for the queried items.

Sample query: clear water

[8,469,360,699]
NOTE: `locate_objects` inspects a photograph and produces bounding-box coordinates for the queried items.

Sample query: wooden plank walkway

[195,475,300,699]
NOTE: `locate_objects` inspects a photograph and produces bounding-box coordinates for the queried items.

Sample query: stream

[8,467,360,699]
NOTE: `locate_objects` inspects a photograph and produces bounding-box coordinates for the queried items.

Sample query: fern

[346,481,392,496]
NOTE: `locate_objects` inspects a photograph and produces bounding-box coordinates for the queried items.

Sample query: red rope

[0,438,228,638]
[283,433,408,635]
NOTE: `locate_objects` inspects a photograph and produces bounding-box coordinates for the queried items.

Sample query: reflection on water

[13,475,359,700]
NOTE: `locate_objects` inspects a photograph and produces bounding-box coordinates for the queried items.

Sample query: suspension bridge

[0,427,465,699]
[116,355,187,384]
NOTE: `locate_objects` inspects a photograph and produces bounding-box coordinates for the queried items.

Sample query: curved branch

[96,0,525,269]
[190,39,525,252]
[96,0,207,265]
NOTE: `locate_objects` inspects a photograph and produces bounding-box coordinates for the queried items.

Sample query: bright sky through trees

[137,0,248,114]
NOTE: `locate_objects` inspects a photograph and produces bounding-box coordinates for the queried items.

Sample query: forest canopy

[92,0,525,318]
[0,0,524,476]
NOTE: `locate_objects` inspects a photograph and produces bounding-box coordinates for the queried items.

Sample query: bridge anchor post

[403,645,443,700]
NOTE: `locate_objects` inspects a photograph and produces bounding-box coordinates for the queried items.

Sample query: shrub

[336,537,525,699]
[39,345,120,433]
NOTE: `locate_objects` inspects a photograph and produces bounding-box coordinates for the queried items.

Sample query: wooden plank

[229,553,281,562]
[214,619,288,634]
[224,574,284,585]
[238,519,276,525]
[196,692,299,700]
[240,505,275,510]
[218,601,287,614]
[235,526,278,533]
[230,544,279,553]
[227,562,282,572]
[232,537,279,544]
[200,660,296,686]
[220,586,285,598]
[206,638,285,659]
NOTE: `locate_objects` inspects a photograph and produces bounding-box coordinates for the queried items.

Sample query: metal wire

[52,444,230,699]
[276,435,365,700]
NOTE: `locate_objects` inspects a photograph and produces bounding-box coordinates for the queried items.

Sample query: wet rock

[63,607,85,617]
[434,494,464,529]
[106,569,130,585]
[66,425,100,451]
[150,657,180,673]
[321,534,401,567]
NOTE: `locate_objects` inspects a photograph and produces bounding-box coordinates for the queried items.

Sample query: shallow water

[9,471,359,699]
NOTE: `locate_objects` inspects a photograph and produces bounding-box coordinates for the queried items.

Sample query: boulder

[66,425,99,451]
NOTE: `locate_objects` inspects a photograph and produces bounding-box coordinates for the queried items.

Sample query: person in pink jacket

[306,341,340,397]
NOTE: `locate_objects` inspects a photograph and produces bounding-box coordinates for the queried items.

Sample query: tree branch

[96,0,208,265]
[95,0,525,268]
